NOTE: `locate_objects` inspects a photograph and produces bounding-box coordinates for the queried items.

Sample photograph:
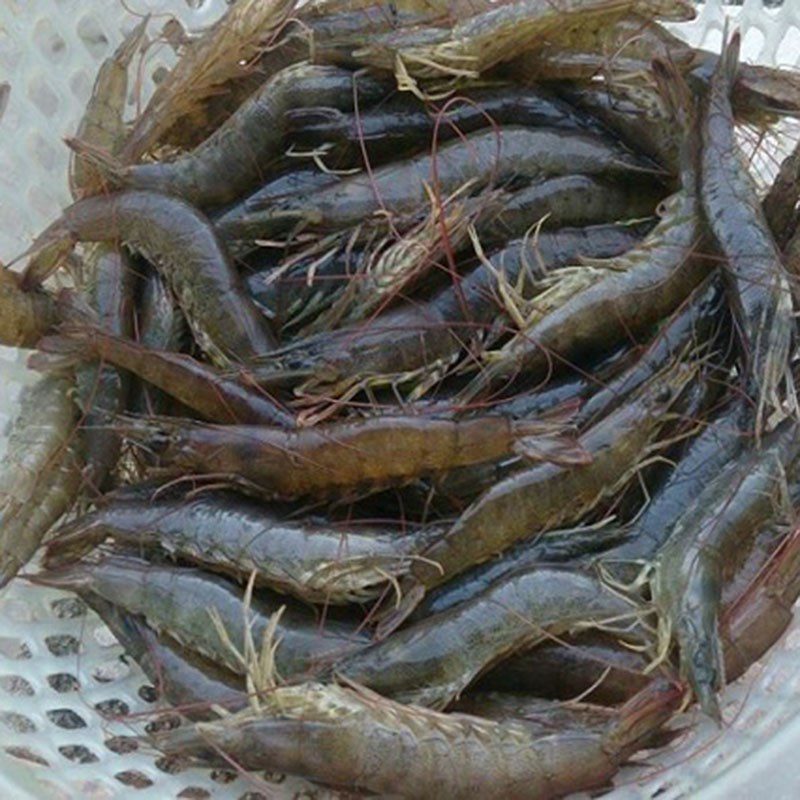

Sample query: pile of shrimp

[5,0,800,796]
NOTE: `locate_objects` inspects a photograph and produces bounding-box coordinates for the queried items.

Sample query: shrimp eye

[656,387,673,403]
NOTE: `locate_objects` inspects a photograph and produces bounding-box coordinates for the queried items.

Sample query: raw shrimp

[44,491,439,604]
[763,138,800,249]
[69,18,148,197]
[599,396,750,573]
[651,419,800,720]
[22,191,277,365]
[121,0,302,160]
[354,0,694,79]
[479,174,663,243]
[32,554,368,677]
[118,410,583,500]
[723,525,800,683]
[284,83,608,168]
[249,221,649,392]
[476,630,652,706]
[388,356,696,627]
[36,325,295,428]
[152,678,682,799]
[0,267,56,348]
[0,375,83,586]
[413,523,627,618]
[450,692,616,731]
[83,594,247,720]
[129,264,187,416]
[91,64,390,207]
[72,245,137,493]
[458,58,705,402]
[702,33,794,432]
[215,125,653,239]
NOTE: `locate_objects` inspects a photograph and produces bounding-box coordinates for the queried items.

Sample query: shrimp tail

[373,580,425,640]
[679,614,725,724]
[608,679,685,753]
[42,517,105,569]
[25,560,94,592]
[513,434,592,466]
[652,57,695,133]
[716,29,742,95]
[64,137,127,190]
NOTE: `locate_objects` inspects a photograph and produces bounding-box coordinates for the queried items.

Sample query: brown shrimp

[118,410,583,500]
[354,0,695,80]
[120,0,303,160]
[89,64,390,207]
[0,267,56,348]
[0,374,83,586]
[69,17,148,197]
[21,191,277,364]
[383,355,696,630]
[702,33,795,433]
[153,679,683,799]
[35,323,295,428]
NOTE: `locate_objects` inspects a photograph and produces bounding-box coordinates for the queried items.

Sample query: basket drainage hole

[0,674,35,696]
[95,698,130,719]
[178,789,211,800]
[5,746,49,766]
[104,735,139,755]
[0,636,32,659]
[115,770,154,789]
[139,684,158,703]
[0,711,36,733]
[45,634,81,657]
[210,770,238,785]
[48,672,80,693]
[47,708,87,729]
[51,597,87,619]
[59,744,99,764]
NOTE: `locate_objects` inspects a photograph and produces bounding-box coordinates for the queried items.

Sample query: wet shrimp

[33,554,369,678]
[334,565,644,708]
[35,323,295,428]
[118,410,583,500]
[651,418,800,721]
[354,0,695,79]
[0,375,83,586]
[44,491,439,605]
[215,125,653,240]
[21,190,277,365]
[248,221,649,394]
[86,64,390,207]
[69,18,147,197]
[71,245,137,493]
[153,678,683,800]
[0,267,56,348]
[702,33,795,433]
[83,593,247,720]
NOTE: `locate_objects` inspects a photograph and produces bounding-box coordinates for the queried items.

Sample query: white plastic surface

[1,1,800,798]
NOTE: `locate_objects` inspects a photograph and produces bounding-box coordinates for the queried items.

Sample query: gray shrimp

[701,33,795,433]
[22,191,277,365]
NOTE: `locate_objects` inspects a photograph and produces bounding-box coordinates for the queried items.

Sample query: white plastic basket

[1,1,800,798]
